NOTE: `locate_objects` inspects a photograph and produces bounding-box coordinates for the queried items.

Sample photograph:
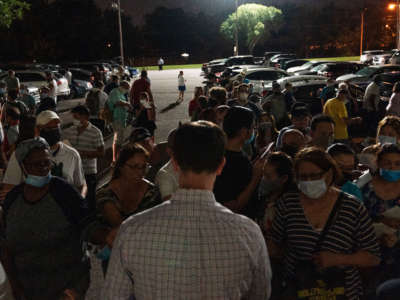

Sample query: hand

[59,289,79,300]
[382,233,398,248]
[105,227,119,247]
[252,157,266,180]
[382,217,400,229]
[313,251,344,269]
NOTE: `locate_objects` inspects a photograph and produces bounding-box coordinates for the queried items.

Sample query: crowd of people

[0,66,399,300]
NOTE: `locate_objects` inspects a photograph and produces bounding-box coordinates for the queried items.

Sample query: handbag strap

[314,192,344,252]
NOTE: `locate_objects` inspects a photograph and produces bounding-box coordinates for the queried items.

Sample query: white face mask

[239,93,248,102]
[378,135,397,145]
[297,179,327,199]
[73,119,81,127]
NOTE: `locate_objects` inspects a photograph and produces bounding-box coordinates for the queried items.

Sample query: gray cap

[15,137,50,164]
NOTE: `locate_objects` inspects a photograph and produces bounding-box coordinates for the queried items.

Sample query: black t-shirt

[213,150,253,205]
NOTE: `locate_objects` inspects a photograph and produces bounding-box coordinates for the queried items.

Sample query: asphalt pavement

[57,68,204,142]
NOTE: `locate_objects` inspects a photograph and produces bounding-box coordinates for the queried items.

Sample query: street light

[112,0,125,66]
[388,1,400,49]
[234,0,239,56]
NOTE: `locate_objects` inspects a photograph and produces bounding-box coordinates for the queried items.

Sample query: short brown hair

[112,143,149,180]
[209,87,227,105]
[377,116,400,141]
[172,121,226,174]
[294,147,341,185]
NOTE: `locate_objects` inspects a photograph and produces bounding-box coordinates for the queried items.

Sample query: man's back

[323,97,348,140]
[102,189,271,300]
[130,77,150,106]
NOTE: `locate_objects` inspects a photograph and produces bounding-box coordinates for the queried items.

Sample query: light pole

[234,0,239,56]
[112,0,125,66]
[360,9,365,56]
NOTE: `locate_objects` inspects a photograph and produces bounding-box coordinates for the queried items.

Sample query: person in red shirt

[129,70,153,106]
[188,87,203,120]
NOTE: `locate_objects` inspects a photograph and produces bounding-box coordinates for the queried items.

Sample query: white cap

[36,110,60,126]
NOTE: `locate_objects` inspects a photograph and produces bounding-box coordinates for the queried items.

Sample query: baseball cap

[129,127,151,143]
[15,137,49,163]
[36,110,60,126]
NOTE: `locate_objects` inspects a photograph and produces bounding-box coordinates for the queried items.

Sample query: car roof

[245,67,286,73]
[228,55,253,59]
[363,50,384,53]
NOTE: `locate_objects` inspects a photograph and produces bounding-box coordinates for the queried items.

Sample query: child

[177,71,186,103]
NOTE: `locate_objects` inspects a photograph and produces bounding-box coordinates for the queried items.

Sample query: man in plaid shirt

[102,121,272,299]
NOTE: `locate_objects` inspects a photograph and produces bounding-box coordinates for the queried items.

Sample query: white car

[360,50,384,64]
[235,68,289,93]
[0,70,70,98]
[261,75,327,95]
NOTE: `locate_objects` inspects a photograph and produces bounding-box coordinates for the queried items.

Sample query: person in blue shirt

[327,143,363,200]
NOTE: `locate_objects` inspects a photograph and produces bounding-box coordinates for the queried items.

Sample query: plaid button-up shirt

[102,189,272,300]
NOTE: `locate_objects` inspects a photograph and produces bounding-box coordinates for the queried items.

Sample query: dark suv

[317,62,363,79]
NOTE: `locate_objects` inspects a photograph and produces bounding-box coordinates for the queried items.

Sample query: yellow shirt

[323,98,348,140]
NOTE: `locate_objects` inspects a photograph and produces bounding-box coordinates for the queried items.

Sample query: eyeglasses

[25,159,52,169]
[297,171,326,181]
[125,163,149,171]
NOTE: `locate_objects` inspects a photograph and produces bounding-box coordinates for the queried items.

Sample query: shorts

[113,121,126,146]
[178,85,186,92]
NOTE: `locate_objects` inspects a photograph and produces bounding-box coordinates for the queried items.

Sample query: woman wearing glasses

[97,143,161,236]
[268,147,380,300]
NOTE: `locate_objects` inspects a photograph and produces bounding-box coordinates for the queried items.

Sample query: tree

[220,3,283,54]
[0,0,30,28]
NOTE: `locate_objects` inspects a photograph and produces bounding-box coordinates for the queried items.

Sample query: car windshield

[356,67,376,76]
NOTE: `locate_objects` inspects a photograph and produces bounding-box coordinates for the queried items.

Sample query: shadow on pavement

[159,102,180,113]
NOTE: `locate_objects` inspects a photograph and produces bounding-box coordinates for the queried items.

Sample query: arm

[248,231,272,300]
[101,202,124,228]
[367,94,378,111]
[101,228,133,299]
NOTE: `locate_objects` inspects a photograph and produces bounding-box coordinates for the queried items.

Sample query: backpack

[85,90,101,116]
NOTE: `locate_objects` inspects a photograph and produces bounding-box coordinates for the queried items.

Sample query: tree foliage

[0,0,30,28]
[220,3,283,54]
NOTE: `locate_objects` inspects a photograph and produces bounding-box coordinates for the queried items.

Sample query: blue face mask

[25,172,52,188]
[245,130,255,145]
[96,245,111,261]
[0,88,5,94]
[380,168,400,182]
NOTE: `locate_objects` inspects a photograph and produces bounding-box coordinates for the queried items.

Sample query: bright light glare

[181,53,189,58]
[388,3,397,10]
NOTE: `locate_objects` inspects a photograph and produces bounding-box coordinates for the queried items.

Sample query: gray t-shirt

[5,191,89,299]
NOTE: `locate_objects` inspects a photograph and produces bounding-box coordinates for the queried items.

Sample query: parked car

[373,51,394,65]
[280,59,309,71]
[262,75,327,92]
[0,70,70,98]
[263,51,282,65]
[67,62,112,82]
[208,56,255,75]
[67,68,93,99]
[294,63,329,76]
[269,54,296,66]
[389,50,400,65]
[316,62,363,79]
[336,64,400,89]
[202,58,227,74]
[234,67,288,93]
[287,60,331,74]
[360,50,384,64]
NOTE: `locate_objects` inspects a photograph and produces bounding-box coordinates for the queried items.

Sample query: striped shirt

[102,189,272,300]
[271,191,380,300]
[63,122,104,175]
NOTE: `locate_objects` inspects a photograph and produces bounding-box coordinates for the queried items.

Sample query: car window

[294,84,325,99]
[16,73,46,82]
[356,67,376,76]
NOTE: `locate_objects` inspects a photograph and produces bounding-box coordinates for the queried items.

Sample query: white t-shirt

[363,82,380,111]
[3,142,85,188]
[0,262,14,300]
[49,79,58,101]
[65,71,72,85]
[178,75,185,87]
[155,160,179,200]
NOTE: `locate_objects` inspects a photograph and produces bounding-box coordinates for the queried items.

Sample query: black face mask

[40,127,61,147]
[281,145,299,158]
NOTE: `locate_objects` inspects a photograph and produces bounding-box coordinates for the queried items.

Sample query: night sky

[95,0,364,25]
